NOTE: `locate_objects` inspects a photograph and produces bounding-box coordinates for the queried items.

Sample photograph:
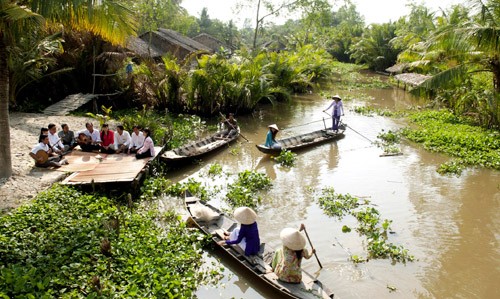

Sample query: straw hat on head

[234,207,257,225]
[268,124,279,131]
[280,227,306,251]
[331,95,342,101]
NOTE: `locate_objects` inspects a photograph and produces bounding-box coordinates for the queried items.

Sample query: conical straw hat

[280,227,306,251]
[268,124,279,131]
[331,95,342,101]
[234,207,257,225]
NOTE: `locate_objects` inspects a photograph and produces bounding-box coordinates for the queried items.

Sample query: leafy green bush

[207,163,223,176]
[273,149,297,167]
[116,108,206,149]
[317,187,414,263]
[0,185,221,298]
[235,170,272,191]
[224,170,272,208]
[401,110,500,174]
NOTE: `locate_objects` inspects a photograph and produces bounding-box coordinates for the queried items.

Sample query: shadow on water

[163,78,499,298]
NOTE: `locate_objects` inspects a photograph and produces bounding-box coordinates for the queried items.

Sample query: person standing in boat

[323,95,344,132]
[264,124,281,150]
[271,224,315,283]
[218,207,261,256]
[218,113,238,138]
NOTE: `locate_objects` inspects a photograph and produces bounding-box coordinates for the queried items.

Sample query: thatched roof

[394,73,432,86]
[127,29,212,60]
[385,63,407,74]
[261,40,287,52]
[193,33,232,51]
[156,28,211,52]
[126,36,162,58]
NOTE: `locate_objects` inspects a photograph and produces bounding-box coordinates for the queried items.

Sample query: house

[127,28,212,61]
[192,33,230,53]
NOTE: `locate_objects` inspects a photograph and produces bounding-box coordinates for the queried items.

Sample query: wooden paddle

[300,223,323,268]
[218,112,249,142]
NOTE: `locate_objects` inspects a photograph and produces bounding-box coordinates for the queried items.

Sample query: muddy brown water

[163,84,500,298]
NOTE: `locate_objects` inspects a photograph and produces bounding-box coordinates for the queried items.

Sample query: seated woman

[135,128,155,159]
[264,124,281,150]
[100,124,115,154]
[217,207,260,256]
[271,225,315,283]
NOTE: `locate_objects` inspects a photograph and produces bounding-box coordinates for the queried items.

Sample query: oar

[300,223,323,268]
[218,112,250,142]
[322,111,374,143]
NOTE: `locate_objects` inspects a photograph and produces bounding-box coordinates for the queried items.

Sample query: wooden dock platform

[44,93,97,115]
[59,146,163,188]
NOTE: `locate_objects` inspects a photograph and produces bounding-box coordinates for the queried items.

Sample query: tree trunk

[0,31,12,178]
[253,0,262,50]
[491,56,500,93]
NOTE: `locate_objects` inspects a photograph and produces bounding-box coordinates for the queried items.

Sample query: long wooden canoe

[256,127,345,155]
[161,130,239,163]
[184,193,334,299]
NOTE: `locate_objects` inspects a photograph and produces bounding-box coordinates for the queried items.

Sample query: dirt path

[0,113,95,212]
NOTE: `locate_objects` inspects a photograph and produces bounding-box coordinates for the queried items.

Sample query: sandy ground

[0,113,96,213]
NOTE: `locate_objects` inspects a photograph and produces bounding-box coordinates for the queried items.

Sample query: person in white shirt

[129,125,145,154]
[78,122,101,152]
[135,128,155,159]
[113,125,131,153]
[29,134,68,167]
[48,123,65,153]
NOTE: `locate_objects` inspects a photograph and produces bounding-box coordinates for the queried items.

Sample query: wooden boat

[184,193,334,299]
[161,130,239,163]
[256,127,345,155]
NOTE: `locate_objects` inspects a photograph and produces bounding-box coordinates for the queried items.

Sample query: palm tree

[0,0,136,178]
[414,0,500,127]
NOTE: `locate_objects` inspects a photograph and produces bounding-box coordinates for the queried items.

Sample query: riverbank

[0,113,93,212]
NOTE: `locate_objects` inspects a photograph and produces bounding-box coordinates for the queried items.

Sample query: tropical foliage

[401,110,500,175]
[317,187,414,263]
[0,0,137,178]
[0,185,221,297]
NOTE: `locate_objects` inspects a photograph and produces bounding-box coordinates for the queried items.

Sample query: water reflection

[163,83,499,299]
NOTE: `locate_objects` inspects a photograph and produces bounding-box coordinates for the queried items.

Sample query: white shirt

[130,131,145,149]
[138,136,155,156]
[81,129,101,143]
[31,142,49,154]
[48,131,64,150]
[114,130,131,147]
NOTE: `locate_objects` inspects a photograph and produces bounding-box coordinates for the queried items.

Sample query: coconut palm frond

[413,65,469,95]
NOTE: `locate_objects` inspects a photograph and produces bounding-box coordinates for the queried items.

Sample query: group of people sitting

[30,122,155,168]
[218,207,315,284]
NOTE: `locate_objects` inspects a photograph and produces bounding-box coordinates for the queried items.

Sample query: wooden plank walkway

[43,93,97,115]
[60,146,163,186]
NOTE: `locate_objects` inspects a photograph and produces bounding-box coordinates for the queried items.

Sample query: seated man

[129,125,144,154]
[100,123,115,154]
[48,123,65,153]
[29,134,68,168]
[217,113,238,138]
[78,122,101,152]
[58,123,76,150]
[113,125,131,154]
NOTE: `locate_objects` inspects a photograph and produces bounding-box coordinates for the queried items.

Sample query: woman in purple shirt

[218,207,260,256]
[323,95,344,132]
